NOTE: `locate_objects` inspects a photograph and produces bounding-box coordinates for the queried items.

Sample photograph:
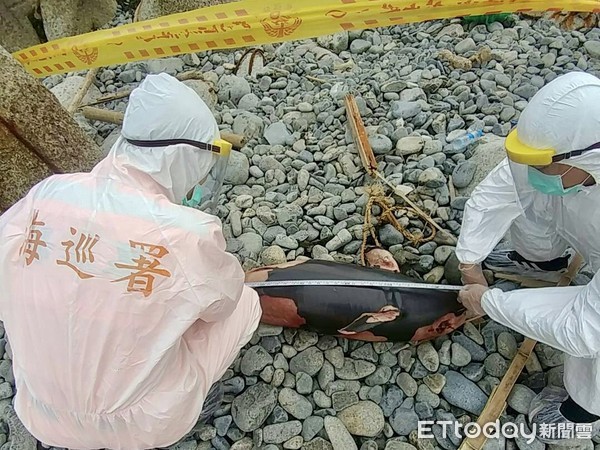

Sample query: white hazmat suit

[456,72,600,416]
[0,73,261,449]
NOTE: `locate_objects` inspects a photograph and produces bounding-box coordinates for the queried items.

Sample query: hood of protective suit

[94,73,220,203]
[517,72,600,182]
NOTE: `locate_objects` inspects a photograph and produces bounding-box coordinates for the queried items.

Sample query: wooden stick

[67,68,99,114]
[82,90,131,107]
[448,175,457,202]
[177,70,207,82]
[344,94,378,177]
[271,67,291,76]
[494,273,555,288]
[217,132,244,150]
[459,253,584,450]
[133,0,145,22]
[81,106,123,124]
[80,106,246,149]
[306,75,327,83]
[80,70,209,107]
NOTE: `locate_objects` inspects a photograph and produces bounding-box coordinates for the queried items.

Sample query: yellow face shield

[212,138,232,157]
[506,129,600,207]
[505,129,556,166]
[506,129,600,166]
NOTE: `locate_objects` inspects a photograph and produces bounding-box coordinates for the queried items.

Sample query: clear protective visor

[125,137,231,213]
[182,138,231,213]
[184,139,231,213]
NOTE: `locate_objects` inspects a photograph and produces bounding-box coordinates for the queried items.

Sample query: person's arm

[456,158,524,265]
[186,217,251,323]
[482,272,600,358]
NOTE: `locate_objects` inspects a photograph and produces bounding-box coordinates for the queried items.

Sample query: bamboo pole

[80,106,246,149]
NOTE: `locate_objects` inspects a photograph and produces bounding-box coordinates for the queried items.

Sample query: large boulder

[136,0,238,21]
[50,76,102,109]
[0,45,102,211]
[2,0,117,51]
[0,0,41,52]
[458,135,506,197]
[40,0,117,41]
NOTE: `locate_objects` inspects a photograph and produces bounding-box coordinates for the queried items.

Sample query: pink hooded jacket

[0,73,261,449]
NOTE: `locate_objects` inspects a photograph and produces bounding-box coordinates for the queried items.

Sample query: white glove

[458,284,489,318]
[459,263,489,287]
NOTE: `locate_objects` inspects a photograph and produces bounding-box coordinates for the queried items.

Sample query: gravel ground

[8,3,600,450]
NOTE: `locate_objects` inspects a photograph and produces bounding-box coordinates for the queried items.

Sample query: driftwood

[81,107,125,125]
[67,68,99,114]
[80,70,211,108]
[438,47,492,71]
[448,176,456,202]
[81,106,245,149]
[458,253,585,450]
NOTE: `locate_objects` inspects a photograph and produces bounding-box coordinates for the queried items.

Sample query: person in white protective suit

[0,73,261,450]
[456,71,600,446]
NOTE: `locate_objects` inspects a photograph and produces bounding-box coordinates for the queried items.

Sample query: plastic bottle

[450,129,484,152]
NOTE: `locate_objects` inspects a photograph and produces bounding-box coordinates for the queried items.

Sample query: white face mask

[527,166,592,196]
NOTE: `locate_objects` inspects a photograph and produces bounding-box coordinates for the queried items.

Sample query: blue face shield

[527,166,587,196]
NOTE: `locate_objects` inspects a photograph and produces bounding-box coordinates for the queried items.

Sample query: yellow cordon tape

[14,0,600,77]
